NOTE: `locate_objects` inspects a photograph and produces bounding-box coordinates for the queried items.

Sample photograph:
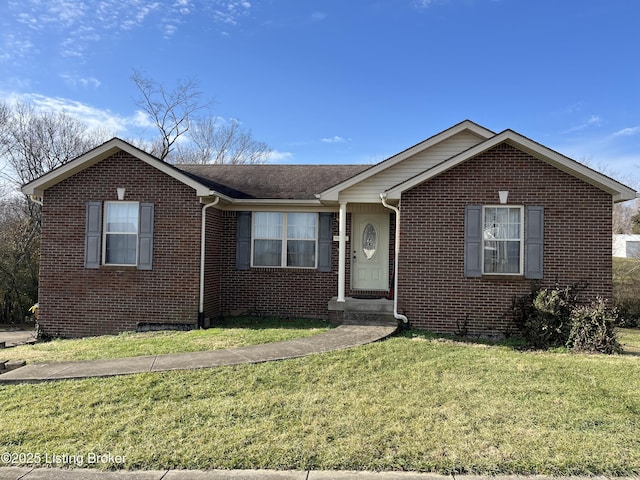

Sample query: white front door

[352,213,389,291]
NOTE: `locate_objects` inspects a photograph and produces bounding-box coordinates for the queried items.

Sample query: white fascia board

[21,138,214,198]
[224,199,327,211]
[318,120,495,201]
[385,130,637,202]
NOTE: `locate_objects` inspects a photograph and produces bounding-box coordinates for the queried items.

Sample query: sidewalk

[0,324,396,384]
[1,467,635,480]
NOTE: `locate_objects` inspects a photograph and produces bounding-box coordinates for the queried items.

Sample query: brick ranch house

[22,120,636,338]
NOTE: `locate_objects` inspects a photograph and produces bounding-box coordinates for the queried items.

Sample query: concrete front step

[342,311,399,327]
[328,297,399,327]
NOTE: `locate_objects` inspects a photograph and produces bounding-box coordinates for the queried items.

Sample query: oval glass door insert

[362,223,377,260]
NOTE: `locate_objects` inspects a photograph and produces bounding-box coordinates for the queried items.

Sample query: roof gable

[384,129,637,202]
[318,120,495,201]
[21,138,217,199]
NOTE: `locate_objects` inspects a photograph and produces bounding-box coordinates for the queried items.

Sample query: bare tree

[614,199,638,234]
[131,70,209,161]
[0,100,110,324]
[131,72,272,164]
[175,117,272,164]
[0,195,40,323]
[0,101,108,187]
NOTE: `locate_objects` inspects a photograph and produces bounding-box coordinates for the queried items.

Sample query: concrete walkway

[0,324,396,384]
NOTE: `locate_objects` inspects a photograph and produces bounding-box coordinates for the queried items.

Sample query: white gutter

[380,193,409,325]
[198,195,220,327]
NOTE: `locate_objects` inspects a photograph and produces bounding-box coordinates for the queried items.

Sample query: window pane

[483,207,522,274]
[253,239,282,266]
[287,240,315,267]
[106,203,138,233]
[507,223,520,239]
[484,240,521,273]
[254,212,283,238]
[105,233,137,265]
[287,213,316,239]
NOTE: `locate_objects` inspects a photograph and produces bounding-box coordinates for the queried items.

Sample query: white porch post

[337,201,347,302]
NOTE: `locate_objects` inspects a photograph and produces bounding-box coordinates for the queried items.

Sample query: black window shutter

[236,211,251,270]
[464,205,483,277]
[137,203,154,270]
[317,212,333,272]
[525,206,544,279]
[85,202,103,269]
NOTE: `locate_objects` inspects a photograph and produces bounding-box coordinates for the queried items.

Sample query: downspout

[199,195,220,328]
[380,193,409,325]
[29,195,43,207]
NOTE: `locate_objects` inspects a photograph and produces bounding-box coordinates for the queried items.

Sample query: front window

[483,206,523,275]
[253,212,317,268]
[104,202,139,265]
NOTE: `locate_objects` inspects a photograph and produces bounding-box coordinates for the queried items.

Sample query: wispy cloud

[322,135,348,144]
[1,92,150,135]
[2,1,251,64]
[614,126,640,137]
[0,33,36,62]
[59,74,102,89]
[210,0,252,26]
[563,114,602,133]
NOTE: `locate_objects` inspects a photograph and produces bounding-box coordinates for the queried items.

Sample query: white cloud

[0,34,36,62]
[60,74,102,88]
[267,150,294,162]
[132,110,156,128]
[210,0,252,25]
[0,91,154,136]
[614,126,640,137]
[563,114,602,134]
[2,0,253,63]
[322,135,348,144]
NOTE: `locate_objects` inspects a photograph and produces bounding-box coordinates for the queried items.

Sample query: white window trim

[481,205,524,276]
[103,201,139,267]
[251,212,319,269]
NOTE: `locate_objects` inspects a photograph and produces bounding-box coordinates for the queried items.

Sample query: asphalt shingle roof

[177,164,371,199]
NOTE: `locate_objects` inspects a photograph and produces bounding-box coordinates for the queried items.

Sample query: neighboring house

[613,234,640,258]
[22,120,636,338]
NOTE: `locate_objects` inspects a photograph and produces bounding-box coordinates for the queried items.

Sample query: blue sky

[1,0,639,185]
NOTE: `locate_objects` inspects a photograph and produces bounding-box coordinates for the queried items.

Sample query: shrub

[567,298,622,354]
[512,283,582,349]
[614,298,640,328]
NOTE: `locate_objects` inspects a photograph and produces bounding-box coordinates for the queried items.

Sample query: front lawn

[1,327,639,475]
[0,317,330,364]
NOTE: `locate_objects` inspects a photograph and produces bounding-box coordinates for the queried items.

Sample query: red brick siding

[219,211,337,319]
[217,211,395,320]
[398,143,613,336]
[39,152,203,337]
[203,206,223,322]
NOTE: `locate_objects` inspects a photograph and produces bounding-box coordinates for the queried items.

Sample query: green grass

[1,328,639,475]
[0,317,330,364]
[618,327,640,355]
